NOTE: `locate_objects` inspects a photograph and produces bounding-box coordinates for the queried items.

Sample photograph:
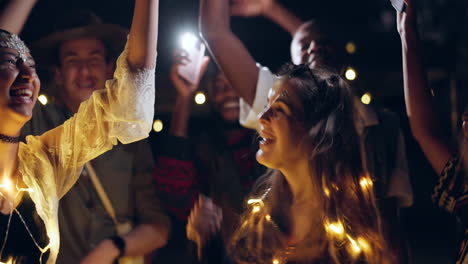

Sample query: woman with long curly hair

[226,65,393,264]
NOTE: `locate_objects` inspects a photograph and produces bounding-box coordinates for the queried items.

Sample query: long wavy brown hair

[229,64,394,264]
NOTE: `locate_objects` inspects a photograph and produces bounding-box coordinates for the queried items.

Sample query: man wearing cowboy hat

[19,7,171,264]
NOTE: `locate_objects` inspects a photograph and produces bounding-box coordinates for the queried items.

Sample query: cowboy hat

[31,10,128,68]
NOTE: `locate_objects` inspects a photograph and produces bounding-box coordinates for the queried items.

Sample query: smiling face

[54,37,113,113]
[0,47,40,125]
[256,79,308,170]
[290,22,342,71]
[210,72,240,123]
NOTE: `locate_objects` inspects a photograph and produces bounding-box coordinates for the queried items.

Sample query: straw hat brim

[31,24,128,68]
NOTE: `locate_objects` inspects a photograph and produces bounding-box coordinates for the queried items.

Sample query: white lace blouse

[17,43,155,264]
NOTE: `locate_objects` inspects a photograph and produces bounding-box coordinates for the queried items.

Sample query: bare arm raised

[397,0,453,174]
[200,0,258,105]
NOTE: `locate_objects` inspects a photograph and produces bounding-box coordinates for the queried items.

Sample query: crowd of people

[0,0,465,263]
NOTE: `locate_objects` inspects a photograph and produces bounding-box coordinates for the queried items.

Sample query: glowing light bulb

[153,119,163,132]
[361,93,372,105]
[345,68,357,81]
[359,177,373,189]
[252,205,261,213]
[347,235,362,254]
[265,214,272,221]
[327,222,344,235]
[194,92,206,105]
[272,259,280,264]
[357,237,370,252]
[346,42,357,54]
[323,187,330,197]
[38,94,48,105]
[247,198,263,205]
[1,177,13,192]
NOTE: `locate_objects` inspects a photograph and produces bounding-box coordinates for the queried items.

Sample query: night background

[4,0,468,263]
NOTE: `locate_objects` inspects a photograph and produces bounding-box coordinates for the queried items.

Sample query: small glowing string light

[252,205,261,213]
[0,178,13,192]
[323,186,330,197]
[357,237,370,252]
[265,214,272,221]
[326,221,345,235]
[247,198,263,205]
[272,259,280,264]
[347,235,362,254]
[359,177,373,189]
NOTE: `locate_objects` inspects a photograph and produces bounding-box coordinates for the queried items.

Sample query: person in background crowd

[151,50,265,263]
[396,0,467,262]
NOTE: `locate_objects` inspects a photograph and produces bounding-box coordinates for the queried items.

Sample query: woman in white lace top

[0,0,159,263]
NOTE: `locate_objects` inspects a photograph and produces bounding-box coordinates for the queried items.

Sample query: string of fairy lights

[245,174,375,264]
[0,177,49,264]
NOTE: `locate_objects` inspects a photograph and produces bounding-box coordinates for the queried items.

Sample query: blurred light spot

[361,93,372,105]
[346,42,356,54]
[272,259,280,264]
[252,205,261,213]
[345,68,357,81]
[180,32,198,51]
[195,92,206,105]
[153,119,163,132]
[38,95,48,105]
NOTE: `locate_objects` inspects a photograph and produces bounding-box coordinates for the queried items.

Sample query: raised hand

[396,0,416,37]
[230,0,275,17]
[170,49,210,98]
[186,195,223,258]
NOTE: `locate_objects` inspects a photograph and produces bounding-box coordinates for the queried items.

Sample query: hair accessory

[0,30,30,62]
[0,133,20,143]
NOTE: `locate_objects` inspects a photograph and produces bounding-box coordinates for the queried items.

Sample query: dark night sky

[4,1,468,263]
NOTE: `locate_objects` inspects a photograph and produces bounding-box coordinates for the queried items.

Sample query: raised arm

[397,0,453,174]
[0,0,37,34]
[21,0,159,201]
[127,0,159,69]
[200,0,258,105]
[230,0,303,35]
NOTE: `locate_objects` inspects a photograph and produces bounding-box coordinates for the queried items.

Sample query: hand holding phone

[177,32,206,85]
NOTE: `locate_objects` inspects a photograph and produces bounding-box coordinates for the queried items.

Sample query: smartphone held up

[177,32,206,85]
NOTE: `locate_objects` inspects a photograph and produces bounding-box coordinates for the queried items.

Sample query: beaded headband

[0,29,30,62]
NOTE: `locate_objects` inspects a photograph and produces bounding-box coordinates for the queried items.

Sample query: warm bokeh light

[345,67,357,81]
[247,198,263,205]
[252,205,261,213]
[38,94,48,105]
[357,237,370,252]
[327,221,345,235]
[361,93,372,105]
[347,235,362,254]
[346,42,357,54]
[272,259,280,264]
[153,119,164,133]
[265,214,272,221]
[359,177,373,189]
[0,177,13,192]
[194,92,206,105]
